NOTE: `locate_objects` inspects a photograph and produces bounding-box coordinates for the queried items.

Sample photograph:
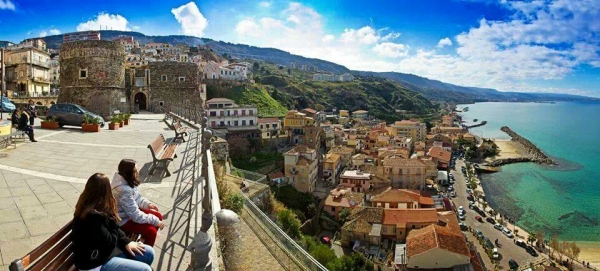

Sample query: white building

[207,98,258,129]
[203,61,220,80]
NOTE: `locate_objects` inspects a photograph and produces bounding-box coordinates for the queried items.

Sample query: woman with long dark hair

[111,159,164,246]
[18,106,36,142]
[72,173,154,271]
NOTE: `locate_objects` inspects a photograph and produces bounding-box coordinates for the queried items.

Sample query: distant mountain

[41,30,598,103]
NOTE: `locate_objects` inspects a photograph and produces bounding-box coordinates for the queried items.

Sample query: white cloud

[38,29,61,38]
[171,1,208,37]
[322,35,335,43]
[381,32,401,41]
[77,13,131,31]
[0,0,15,10]
[259,1,271,8]
[340,26,380,45]
[437,37,453,48]
[132,25,141,31]
[373,42,410,58]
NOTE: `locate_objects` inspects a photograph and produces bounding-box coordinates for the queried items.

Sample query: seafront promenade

[0,114,217,270]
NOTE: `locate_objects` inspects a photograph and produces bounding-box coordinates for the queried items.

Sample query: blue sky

[1,0,600,97]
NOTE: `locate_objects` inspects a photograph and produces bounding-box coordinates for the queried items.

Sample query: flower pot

[119,121,124,128]
[41,121,59,129]
[109,123,119,130]
[124,118,130,125]
[82,124,101,132]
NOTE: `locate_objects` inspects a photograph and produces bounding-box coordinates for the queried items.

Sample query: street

[449,159,542,270]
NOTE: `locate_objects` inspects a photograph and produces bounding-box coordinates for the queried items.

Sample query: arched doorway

[134,92,147,110]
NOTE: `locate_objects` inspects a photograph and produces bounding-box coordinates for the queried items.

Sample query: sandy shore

[575,241,600,268]
[486,139,529,162]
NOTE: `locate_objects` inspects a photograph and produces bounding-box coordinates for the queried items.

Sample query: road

[449,159,542,269]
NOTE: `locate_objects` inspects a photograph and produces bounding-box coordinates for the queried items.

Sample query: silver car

[46,103,105,128]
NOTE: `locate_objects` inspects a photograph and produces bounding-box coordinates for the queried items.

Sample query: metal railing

[242,193,328,271]
[231,166,268,183]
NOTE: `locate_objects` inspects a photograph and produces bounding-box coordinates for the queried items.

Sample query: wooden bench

[148,134,178,177]
[1,128,26,149]
[10,221,142,271]
[172,121,189,142]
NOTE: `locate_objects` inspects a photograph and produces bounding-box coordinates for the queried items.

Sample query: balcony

[33,76,51,83]
[31,59,50,68]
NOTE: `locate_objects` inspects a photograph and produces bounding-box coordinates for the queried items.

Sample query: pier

[499,126,556,165]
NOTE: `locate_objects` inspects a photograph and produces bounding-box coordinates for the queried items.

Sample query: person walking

[72,173,154,271]
[112,159,164,246]
[27,99,37,126]
[18,107,37,142]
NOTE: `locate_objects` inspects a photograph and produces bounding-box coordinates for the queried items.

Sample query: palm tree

[527,235,536,245]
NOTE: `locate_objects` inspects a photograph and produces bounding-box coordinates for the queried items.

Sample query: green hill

[207,83,288,118]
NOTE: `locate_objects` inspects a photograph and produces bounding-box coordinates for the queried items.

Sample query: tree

[569,242,581,262]
[310,245,337,266]
[315,104,325,111]
[339,209,351,222]
[527,235,537,245]
[253,62,260,70]
[559,241,570,261]
[535,230,545,248]
[224,193,245,214]
[287,68,291,75]
[549,235,559,259]
[327,253,373,271]
[277,209,302,238]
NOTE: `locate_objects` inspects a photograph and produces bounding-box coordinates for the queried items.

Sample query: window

[242,110,246,116]
[178,77,185,82]
[220,121,224,126]
[159,101,164,106]
[250,120,254,125]
[249,110,254,116]
[234,121,239,126]
[260,125,263,129]
[209,111,216,117]
[331,207,335,212]
[242,120,246,126]
[79,69,87,79]
[273,124,278,128]
[211,121,216,127]
[161,75,167,81]
[135,78,144,86]
[412,225,415,229]
[382,227,386,233]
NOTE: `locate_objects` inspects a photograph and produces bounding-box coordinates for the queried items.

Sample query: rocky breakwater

[494,126,556,166]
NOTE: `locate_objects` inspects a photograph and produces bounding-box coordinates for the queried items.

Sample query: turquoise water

[459,102,600,241]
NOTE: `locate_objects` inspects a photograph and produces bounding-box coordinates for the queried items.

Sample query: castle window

[79,69,87,79]
[179,77,185,82]
[161,75,167,82]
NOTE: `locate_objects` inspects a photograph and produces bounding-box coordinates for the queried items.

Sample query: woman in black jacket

[27,99,37,126]
[17,107,36,142]
[11,109,20,127]
[72,173,154,271]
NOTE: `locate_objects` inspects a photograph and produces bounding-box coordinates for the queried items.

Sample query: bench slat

[19,221,73,268]
[40,243,72,271]
[29,235,71,271]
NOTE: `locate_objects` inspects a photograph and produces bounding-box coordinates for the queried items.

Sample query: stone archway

[134,92,148,110]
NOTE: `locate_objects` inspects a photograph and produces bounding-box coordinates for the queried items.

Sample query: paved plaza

[0,114,207,270]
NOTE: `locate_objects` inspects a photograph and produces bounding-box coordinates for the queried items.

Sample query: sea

[458,102,600,243]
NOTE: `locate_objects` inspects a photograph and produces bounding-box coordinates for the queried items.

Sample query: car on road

[448,186,454,191]
[1,96,16,112]
[509,259,519,270]
[515,239,526,248]
[46,103,106,128]
[320,236,331,245]
[494,224,503,230]
[525,246,538,257]
[476,209,487,217]
[459,213,466,220]
[492,248,499,259]
[476,215,483,222]
[459,222,468,231]
[467,195,474,201]
[458,206,464,213]
[451,191,457,198]
[486,217,496,224]
[503,228,514,238]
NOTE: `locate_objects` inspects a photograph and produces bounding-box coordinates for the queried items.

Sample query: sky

[1,0,600,97]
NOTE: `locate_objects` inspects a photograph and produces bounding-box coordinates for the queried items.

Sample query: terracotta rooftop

[382,157,425,167]
[258,118,279,123]
[329,146,354,155]
[371,188,435,206]
[301,108,317,114]
[406,224,470,258]
[325,187,364,209]
[383,209,438,228]
[285,144,315,155]
[324,153,341,163]
[427,146,451,162]
[394,120,420,126]
[347,206,384,224]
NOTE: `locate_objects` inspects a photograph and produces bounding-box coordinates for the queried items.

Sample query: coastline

[575,241,600,268]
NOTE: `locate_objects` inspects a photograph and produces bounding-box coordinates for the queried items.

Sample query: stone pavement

[0,114,206,270]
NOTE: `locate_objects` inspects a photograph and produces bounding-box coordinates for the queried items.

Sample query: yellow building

[323,153,342,183]
[390,120,426,141]
[283,110,314,127]
[4,39,51,97]
[339,110,349,118]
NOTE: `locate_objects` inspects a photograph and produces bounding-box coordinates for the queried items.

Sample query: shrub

[223,193,245,214]
[277,209,301,238]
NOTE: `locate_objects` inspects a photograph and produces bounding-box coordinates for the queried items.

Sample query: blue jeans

[100,245,154,271]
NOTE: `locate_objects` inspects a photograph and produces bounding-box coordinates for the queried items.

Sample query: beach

[486,139,528,161]
[576,242,600,268]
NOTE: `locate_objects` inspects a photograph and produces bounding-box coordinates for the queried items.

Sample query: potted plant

[118,114,125,127]
[123,113,131,125]
[82,114,101,132]
[41,116,59,129]
[109,115,120,130]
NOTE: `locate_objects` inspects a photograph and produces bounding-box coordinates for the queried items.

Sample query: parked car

[46,103,105,128]
[450,191,457,198]
[509,259,519,270]
[525,246,538,257]
[486,217,496,224]
[492,248,499,259]
[475,228,484,239]
[502,228,514,238]
[476,215,483,222]
[458,206,464,213]
[494,224,503,230]
[1,96,16,112]
[515,239,527,248]
[320,236,331,245]
[447,186,454,191]
[459,222,468,231]
[459,213,466,220]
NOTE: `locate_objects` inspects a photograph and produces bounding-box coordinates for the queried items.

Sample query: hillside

[207,64,437,122]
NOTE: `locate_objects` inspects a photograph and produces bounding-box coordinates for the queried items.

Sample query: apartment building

[390,120,427,142]
[4,39,51,96]
[284,145,319,193]
[207,98,259,138]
